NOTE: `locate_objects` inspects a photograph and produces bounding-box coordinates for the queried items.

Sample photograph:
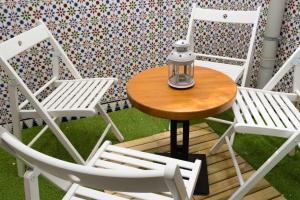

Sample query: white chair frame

[0,21,124,176]
[0,127,201,200]
[210,45,300,199]
[186,4,261,86]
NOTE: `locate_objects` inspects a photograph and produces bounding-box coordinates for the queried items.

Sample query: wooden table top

[127,66,237,120]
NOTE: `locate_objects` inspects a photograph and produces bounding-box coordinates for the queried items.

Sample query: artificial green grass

[0,108,299,199]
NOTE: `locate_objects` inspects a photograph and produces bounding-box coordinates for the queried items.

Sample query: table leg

[169,120,209,195]
[170,120,177,158]
[182,120,189,160]
[170,120,189,160]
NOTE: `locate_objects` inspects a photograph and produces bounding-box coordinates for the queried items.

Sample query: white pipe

[257,0,287,88]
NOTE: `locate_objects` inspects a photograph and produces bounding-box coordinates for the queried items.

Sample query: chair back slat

[264,45,300,92]
[0,128,187,199]
[0,23,50,60]
[192,7,260,24]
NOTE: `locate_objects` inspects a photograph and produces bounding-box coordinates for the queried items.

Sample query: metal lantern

[167,40,196,89]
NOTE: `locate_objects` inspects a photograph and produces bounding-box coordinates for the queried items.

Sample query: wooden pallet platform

[115,123,286,200]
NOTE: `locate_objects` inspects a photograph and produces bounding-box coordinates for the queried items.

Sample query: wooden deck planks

[115,123,286,200]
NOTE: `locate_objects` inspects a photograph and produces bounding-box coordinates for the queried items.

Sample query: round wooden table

[127,66,237,195]
[127,67,237,120]
[127,66,237,160]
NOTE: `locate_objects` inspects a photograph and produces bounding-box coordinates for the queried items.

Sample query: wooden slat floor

[114,123,286,200]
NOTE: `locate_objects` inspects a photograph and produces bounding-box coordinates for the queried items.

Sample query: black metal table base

[169,120,209,195]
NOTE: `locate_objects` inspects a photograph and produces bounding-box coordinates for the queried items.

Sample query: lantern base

[168,80,195,89]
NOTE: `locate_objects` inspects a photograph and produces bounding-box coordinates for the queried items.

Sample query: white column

[257,0,287,88]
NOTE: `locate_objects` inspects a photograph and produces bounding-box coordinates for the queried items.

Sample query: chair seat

[63,141,201,200]
[194,60,244,82]
[21,78,116,118]
[233,87,300,137]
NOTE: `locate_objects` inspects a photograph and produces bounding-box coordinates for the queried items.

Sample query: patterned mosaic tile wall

[0,0,299,125]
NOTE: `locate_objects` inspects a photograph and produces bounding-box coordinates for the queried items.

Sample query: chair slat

[73,80,105,109]
[43,82,73,108]
[94,159,190,186]
[248,90,275,127]
[273,95,300,129]
[55,81,88,110]
[64,79,102,109]
[256,92,285,129]
[232,102,246,124]
[192,8,260,24]
[265,93,294,129]
[95,159,143,171]
[41,82,69,106]
[48,81,87,110]
[88,80,115,109]
[100,152,192,178]
[281,95,300,122]
[79,80,109,109]
[235,90,255,124]
[61,80,95,109]
[107,145,195,170]
[240,89,265,125]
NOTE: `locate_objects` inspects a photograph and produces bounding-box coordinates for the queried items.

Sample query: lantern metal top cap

[167,51,196,63]
[174,40,190,48]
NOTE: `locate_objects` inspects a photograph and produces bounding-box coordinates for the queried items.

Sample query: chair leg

[8,82,25,177]
[96,103,124,142]
[210,124,235,155]
[45,117,85,164]
[24,169,40,200]
[229,131,300,200]
[13,119,26,176]
[288,147,296,156]
[230,132,236,145]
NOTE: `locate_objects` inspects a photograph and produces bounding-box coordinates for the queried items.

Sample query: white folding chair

[210,45,300,199]
[186,4,261,86]
[0,127,201,200]
[0,21,124,176]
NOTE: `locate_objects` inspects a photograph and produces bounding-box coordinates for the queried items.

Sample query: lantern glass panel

[168,62,195,89]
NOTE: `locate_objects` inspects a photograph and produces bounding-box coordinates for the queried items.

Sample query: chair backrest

[186,4,261,86]
[0,20,81,80]
[0,127,188,200]
[0,21,83,107]
[264,45,300,93]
